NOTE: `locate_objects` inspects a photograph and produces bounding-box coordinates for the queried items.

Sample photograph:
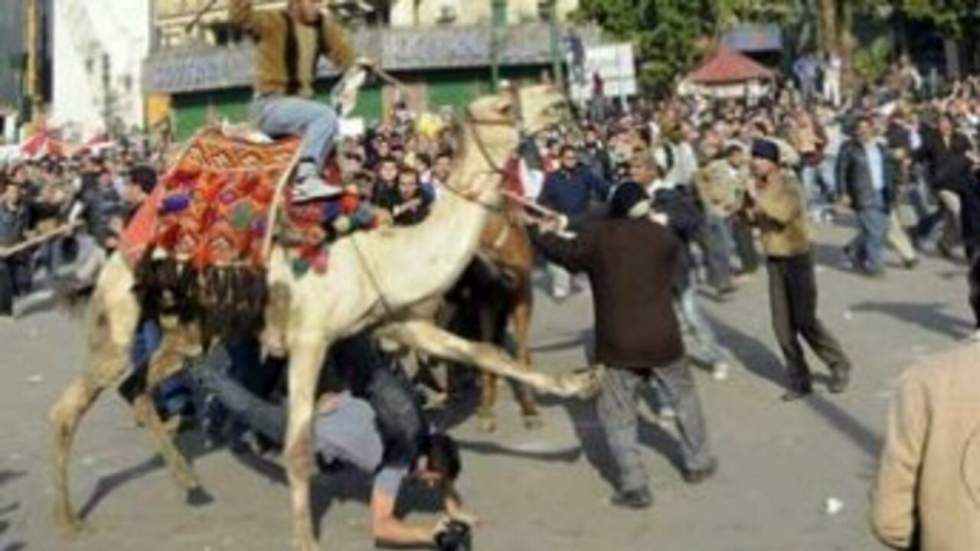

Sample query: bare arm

[370,485,437,546]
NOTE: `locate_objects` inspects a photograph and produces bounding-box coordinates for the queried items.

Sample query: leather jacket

[835,139,895,211]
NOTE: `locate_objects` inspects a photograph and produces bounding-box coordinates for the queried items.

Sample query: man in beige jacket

[871,342,980,550]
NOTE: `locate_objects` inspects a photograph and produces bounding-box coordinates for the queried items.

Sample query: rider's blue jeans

[252,95,339,168]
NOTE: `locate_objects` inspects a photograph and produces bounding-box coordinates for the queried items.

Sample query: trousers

[596,359,713,493]
[766,252,851,391]
[252,95,339,167]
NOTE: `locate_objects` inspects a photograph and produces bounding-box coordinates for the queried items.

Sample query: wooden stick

[0,222,81,259]
[501,189,562,219]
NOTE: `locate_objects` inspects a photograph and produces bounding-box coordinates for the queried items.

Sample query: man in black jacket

[0,177,30,319]
[529,182,716,510]
[836,116,897,275]
[914,114,975,257]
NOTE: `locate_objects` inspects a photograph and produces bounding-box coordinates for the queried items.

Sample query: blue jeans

[252,95,339,167]
[849,207,889,274]
[674,286,725,366]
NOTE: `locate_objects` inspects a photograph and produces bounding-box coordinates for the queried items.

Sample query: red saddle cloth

[120,129,353,272]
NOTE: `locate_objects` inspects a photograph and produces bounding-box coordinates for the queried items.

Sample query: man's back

[536,217,684,369]
[872,342,980,551]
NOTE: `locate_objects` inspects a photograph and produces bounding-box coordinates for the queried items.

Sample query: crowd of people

[4,40,980,547]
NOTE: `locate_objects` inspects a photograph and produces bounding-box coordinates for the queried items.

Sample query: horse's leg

[284,336,330,551]
[130,322,208,503]
[50,283,139,538]
[376,320,598,398]
[476,303,500,433]
[510,284,542,429]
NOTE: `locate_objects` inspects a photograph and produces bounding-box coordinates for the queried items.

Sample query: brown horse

[429,206,539,433]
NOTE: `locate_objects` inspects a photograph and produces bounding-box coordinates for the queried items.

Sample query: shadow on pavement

[709,317,786,387]
[806,393,883,460]
[850,300,972,340]
[0,470,25,551]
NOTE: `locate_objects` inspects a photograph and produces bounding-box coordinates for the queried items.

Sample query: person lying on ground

[185,335,477,549]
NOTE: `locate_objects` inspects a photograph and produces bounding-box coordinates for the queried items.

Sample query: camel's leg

[130,323,207,502]
[284,336,330,551]
[510,293,542,429]
[376,320,598,399]
[50,287,139,538]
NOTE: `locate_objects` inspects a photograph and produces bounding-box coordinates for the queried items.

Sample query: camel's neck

[360,129,514,307]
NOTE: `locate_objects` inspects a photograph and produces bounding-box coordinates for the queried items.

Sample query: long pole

[25,0,41,129]
[549,0,563,90]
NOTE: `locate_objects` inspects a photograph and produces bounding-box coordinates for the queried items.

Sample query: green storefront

[145,24,598,141]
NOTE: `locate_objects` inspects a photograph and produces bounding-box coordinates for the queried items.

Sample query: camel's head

[464,83,569,160]
[514,83,568,136]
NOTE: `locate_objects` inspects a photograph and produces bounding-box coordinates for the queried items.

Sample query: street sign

[569,43,637,102]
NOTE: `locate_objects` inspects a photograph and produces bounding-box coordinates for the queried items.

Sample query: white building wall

[52,0,151,139]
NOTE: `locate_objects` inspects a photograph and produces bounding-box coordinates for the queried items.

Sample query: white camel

[49,84,596,551]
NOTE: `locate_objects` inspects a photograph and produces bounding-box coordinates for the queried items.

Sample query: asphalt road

[0,221,972,551]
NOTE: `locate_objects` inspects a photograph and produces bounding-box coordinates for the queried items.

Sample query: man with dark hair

[537,144,611,299]
[187,335,475,548]
[836,116,901,275]
[0,177,30,320]
[529,181,716,510]
[745,139,852,401]
[229,0,364,203]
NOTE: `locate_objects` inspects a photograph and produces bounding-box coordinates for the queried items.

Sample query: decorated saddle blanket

[120,128,380,275]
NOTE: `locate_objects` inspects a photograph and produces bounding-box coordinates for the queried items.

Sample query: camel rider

[186,335,477,550]
[229,0,364,203]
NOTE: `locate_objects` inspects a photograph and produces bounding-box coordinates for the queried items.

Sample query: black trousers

[766,252,851,391]
[0,256,30,316]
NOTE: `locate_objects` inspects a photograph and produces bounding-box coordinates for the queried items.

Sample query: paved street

[0,220,973,551]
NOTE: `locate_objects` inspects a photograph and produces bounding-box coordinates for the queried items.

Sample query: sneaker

[712,361,730,381]
[683,457,718,484]
[903,257,919,270]
[293,162,343,203]
[967,329,980,342]
[610,486,652,510]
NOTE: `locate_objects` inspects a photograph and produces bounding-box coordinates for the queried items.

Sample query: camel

[49,84,596,551]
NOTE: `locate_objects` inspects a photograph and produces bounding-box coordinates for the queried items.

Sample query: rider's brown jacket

[229,0,356,99]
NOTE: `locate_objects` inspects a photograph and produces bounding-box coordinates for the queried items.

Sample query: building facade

[0,0,54,143]
[51,0,151,140]
[147,0,594,139]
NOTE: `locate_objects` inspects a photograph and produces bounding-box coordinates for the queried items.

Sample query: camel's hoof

[522,415,544,430]
[186,487,215,507]
[477,416,497,433]
[292,538,320,551]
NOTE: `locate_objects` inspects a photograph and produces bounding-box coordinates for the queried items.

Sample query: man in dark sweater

[530,182,716,510]
[536,144,611,300]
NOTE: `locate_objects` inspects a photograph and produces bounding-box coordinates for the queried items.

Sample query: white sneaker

[712,361,730,381]
[293,162,343,203]
[966,329,980,342]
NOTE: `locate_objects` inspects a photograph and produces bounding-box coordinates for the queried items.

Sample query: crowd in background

[1,60,979,328]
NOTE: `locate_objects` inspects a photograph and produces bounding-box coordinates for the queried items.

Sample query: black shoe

[610,487,653,510]
[828,371,850,394]
[781,387,813,402]
[903,258,919,270]
[683,457,718,484]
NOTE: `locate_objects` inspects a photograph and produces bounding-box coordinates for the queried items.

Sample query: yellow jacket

[745,170,811,258]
